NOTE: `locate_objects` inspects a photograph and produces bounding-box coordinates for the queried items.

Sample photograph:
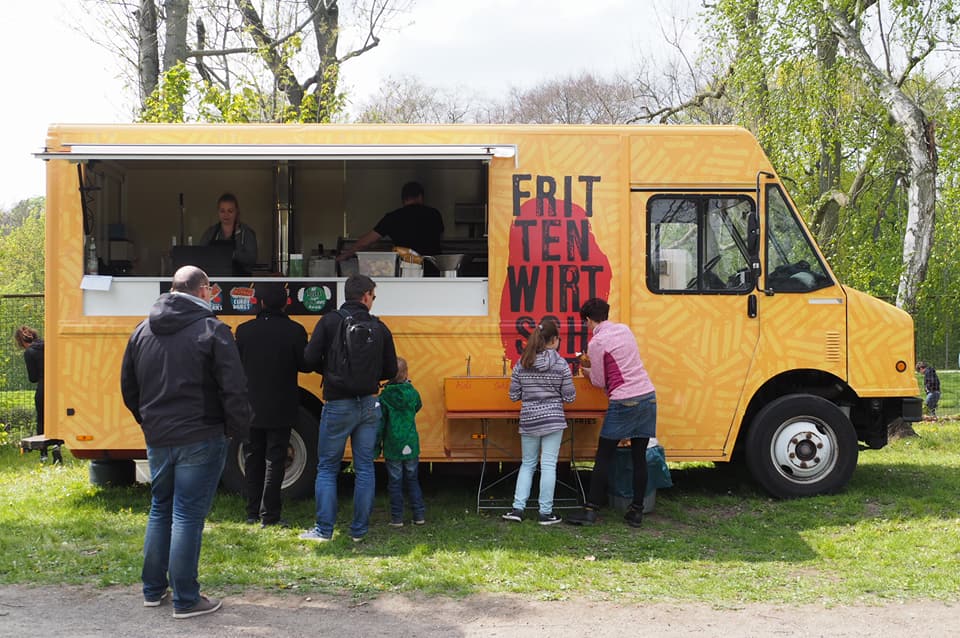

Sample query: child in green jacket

[379,358,425,526]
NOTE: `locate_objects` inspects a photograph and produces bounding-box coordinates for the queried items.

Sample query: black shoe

[260,519,289,529]
[538,512,562,526]
[624,506,643,528]
[501,508,523,522]
[245,517,258,525]
[565,507,599,526]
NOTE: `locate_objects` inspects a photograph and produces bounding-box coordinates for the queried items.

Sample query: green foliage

[139,63,192,123]
[139,60,345,124]
[697,0,959,308]
[198,83,263,123]
[913,89,960,366]
[300,63,346,123]
[0,200,44,294]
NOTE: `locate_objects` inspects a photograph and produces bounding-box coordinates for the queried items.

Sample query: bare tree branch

[629,66,731,124]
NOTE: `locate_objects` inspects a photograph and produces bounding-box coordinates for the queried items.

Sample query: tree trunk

[811,21,843,252]
[826,3,937,312]
[162,0,190,72]
[137,0,160,108]
[307,0,340,122]
[235,0,305,114]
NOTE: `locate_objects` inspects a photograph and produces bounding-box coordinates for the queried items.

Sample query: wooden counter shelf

[443,376,608,513]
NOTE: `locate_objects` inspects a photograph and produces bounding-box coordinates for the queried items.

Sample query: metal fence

[0,294,45,442]
[914,308,958,417]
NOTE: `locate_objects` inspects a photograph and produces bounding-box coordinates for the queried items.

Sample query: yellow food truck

[36,123,921,499]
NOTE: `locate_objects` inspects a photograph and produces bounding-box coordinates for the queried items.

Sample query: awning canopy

[35,143,518,163]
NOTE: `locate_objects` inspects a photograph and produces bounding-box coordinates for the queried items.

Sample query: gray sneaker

[501,508,523,522]
[299,528,332,542]
[172,595,222,619]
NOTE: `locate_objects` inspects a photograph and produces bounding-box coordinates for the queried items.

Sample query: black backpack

[323,308,386,396]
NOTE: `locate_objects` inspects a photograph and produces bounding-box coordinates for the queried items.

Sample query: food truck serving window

[40,142,500,308]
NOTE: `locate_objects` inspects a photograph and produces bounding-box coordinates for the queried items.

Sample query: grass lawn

[921,370,960,416]
[1,423,958,605]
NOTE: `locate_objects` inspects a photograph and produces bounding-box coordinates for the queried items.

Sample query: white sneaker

[299,528,332,542]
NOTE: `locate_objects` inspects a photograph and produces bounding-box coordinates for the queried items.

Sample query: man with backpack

[300,274,398,542]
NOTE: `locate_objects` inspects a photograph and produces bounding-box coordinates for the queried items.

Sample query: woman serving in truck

[200,192,258,274]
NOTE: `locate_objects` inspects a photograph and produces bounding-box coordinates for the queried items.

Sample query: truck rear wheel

[745,394,858,498]
[220,406,319,500]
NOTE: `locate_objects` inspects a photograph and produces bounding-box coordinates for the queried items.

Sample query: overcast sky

[0,0,698,207]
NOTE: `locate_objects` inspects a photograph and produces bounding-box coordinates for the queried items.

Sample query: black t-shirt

[374,204,444,256]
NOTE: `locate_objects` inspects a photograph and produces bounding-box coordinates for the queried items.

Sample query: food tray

[357,251,397,277]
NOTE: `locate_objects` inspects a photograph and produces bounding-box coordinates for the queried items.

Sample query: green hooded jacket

[378,380,422,460]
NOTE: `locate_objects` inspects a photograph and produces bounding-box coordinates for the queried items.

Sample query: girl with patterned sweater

[502,319,576,525]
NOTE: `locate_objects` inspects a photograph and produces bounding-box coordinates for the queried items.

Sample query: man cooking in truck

[337,181,444,270]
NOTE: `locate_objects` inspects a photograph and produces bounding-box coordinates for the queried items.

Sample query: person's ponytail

[519,319,559,369]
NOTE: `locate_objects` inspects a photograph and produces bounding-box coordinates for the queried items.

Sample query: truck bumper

[901,396,923,423]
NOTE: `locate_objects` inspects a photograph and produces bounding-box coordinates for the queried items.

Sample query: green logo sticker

[299,285,330,312]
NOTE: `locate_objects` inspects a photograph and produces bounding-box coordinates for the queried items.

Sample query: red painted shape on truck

[499,195,611,371]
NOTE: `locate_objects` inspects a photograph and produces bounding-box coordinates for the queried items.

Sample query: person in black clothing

[917,361,941,418]
[337,181,445,263]
[121,265,252,618]
[14,326,44,437]
[299,274,398,542]
[235,283,310,527]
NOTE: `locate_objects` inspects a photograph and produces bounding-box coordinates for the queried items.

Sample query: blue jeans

[142,435,227,611]
[313,396,380,539]
[512,430,564,514]
[926,391,941,414]
[385,458,425,522]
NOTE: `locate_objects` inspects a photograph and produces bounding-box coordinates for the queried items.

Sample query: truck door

[637,193,760,458]
[754,182,847,386]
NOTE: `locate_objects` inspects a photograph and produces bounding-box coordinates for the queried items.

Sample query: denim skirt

[599,392,657,440]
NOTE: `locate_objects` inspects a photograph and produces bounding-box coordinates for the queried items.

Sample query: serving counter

[80,276,489,317]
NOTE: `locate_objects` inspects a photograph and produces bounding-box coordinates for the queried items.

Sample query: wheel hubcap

[771,418,837,483]
[236,430,309,490]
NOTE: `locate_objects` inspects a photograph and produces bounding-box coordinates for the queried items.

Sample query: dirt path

[1,585,957,637]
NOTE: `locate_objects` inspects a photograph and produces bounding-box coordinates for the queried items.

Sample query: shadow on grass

[16,451,955,597]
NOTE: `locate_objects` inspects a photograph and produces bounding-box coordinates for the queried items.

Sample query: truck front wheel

[220,406,319,500]
[745,394,858,498]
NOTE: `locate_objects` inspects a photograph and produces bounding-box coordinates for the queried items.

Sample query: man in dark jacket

[235,283,310,527]
[121,266,252,619]
[300,274,398,542]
